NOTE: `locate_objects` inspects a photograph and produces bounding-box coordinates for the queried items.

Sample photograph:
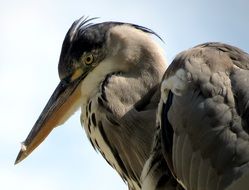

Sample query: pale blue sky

[1,0,249,189]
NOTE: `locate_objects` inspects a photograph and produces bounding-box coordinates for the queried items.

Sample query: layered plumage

[143,42,249,190]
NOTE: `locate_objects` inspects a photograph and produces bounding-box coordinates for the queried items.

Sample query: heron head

[15,17,162,164]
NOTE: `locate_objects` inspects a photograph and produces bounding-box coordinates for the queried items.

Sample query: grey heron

[142,42,249,190]
[14,17,183,190]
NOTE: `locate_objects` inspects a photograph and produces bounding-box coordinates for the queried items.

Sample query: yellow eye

[84,54,94,65]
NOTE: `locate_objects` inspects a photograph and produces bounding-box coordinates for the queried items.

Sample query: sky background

[1,0,249,189]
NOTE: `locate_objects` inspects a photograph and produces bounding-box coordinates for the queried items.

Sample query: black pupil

[86,56,92,63]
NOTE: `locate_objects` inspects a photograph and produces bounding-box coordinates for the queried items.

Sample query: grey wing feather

[226,169,249,190]
[161,42,249,190]
[101,84,173,189]
[103,84,183,190]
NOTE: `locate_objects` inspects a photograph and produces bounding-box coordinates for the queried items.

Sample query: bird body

[144,42,249,190]
[15,17,249,190]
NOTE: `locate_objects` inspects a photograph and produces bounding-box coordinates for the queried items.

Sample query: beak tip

[14,159,20,165]
[15,150,26,165]
[14,142,28,165]
[14,150,22,165]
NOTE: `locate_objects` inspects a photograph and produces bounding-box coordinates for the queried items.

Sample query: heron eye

[84,54,94,65]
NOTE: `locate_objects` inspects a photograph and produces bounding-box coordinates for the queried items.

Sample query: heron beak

[15,70,85,165]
